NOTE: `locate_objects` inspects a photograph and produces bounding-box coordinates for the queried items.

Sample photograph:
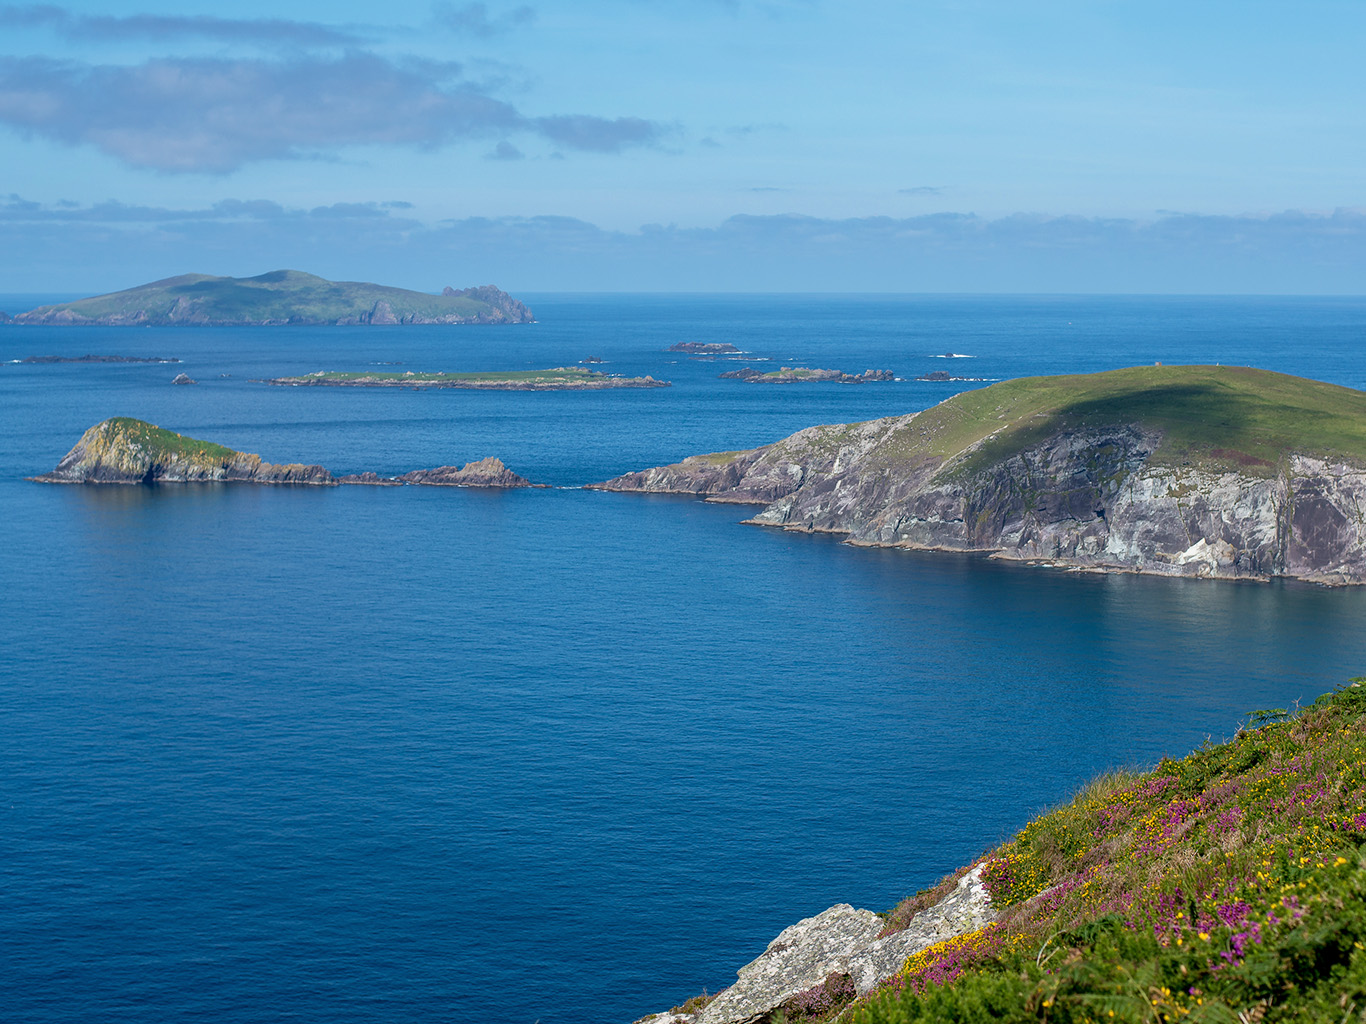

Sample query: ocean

[3,294,1366,1023]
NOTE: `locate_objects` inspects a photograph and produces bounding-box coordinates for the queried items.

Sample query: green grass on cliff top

[25,270,508,323]
[102,417,238,461]
[876,365,1366,477]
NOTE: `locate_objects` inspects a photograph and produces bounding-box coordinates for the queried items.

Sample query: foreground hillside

[857,683,1366,1024]
[8,270,534,325]
[647,683,1366,1024]
[596,366,1366,584]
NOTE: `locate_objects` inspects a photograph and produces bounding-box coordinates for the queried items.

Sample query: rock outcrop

[33,419,538,489]
[593,366,1366,585]
[338,458,535,488]
[33,418,334,485]
[639,867,994,1024]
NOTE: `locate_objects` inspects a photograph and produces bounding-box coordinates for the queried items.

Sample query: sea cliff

[592,365,1366,585]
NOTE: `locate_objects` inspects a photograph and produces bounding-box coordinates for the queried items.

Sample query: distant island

[6,270,534,326]
[666,342,740,354]
[32,418,536,488]
[593,365,1366,585]
[719,366,893,383]
[19,354,181,364]
[263,367,669,390]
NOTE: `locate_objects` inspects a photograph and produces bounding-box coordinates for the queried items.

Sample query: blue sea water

[3,294,1366,1023]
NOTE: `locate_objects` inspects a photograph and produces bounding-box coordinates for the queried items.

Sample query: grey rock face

[836,867,994,996]
[637,867,995,1024]
[594,416,1366,584]
[694,905,884,1024]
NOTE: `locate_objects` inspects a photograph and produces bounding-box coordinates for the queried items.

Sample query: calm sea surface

[3,294,1366,1023]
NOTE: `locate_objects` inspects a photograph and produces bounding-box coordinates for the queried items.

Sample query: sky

[1,0,1364,293]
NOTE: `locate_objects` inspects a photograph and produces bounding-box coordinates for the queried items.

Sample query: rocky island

[32,418,535,488]
[7,270,534,326]
[667,343,741,354]
[719,367,894,383]
[264,368,669,390]
[593,365,1366,584]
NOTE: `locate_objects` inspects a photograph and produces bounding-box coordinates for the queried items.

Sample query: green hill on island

[7,270,534,326]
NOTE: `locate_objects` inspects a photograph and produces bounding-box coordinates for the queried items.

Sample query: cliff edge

[591,365,1366,585]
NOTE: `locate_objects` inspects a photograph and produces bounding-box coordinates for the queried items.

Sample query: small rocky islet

[718,366,893,383]
[31,418,536,488]
[264,367,669,390]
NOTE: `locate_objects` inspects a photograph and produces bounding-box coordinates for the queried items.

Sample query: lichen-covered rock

[835,866,994,995]
[638,867,995,1024]
[693,905,884,1024]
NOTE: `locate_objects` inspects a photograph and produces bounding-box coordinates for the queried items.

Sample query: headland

[593,365,1366,584]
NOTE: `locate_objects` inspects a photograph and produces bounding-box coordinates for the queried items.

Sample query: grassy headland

[879,365,1366,479]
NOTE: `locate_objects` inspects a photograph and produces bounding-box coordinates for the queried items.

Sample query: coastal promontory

[8,270,534,326]
[33,418,535,488]
[592,365,1366,584]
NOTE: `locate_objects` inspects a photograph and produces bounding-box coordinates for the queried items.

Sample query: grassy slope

[855,366,1366,479]
[839,684,1366,1024]
[27,270,501,322]
[100,417,238,463]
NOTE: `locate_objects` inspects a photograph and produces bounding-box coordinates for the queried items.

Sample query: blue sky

[1,0,1363,292]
